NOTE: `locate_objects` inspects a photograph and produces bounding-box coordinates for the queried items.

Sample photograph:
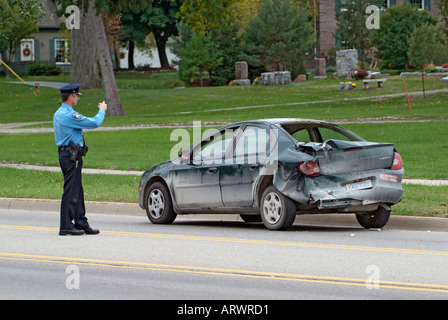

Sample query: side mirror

[178,150,191,164]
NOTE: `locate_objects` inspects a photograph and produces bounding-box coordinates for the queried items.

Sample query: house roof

[38,0,64,29]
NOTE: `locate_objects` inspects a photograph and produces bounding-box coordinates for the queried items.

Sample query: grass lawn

[1,72,447,216]
[0,167,446,218]
[0,121,446,179]
[1,73,448,125]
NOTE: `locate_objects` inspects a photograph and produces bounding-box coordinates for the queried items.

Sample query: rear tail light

[299,160,320,176]
[391,152,403,170]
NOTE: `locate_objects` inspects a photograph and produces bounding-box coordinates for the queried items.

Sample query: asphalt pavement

[1,196,447,232]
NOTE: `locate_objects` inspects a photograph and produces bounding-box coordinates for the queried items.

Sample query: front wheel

[356,206,390,229]
[145,182,176,224]
[260,186,296,231]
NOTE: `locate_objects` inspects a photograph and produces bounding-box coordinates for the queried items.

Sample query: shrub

[28,62,62,76]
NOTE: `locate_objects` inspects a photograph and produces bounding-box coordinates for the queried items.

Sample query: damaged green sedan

[138,119,404,231]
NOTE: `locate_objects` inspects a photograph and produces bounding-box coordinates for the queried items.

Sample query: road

[1,208,447,302]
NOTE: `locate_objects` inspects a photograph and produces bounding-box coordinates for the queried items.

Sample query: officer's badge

[72,112,82,120]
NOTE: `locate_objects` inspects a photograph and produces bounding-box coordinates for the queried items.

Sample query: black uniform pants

[58,151,90,231]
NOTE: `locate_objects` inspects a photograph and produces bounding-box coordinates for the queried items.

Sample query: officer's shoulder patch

[72,112,82,120]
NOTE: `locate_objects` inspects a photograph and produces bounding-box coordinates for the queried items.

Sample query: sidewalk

[1,163,447,185]
[1,197,447,232]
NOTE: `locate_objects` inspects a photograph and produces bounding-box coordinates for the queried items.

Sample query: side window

[193,128,238,164]
[291,128,311,143]
[234,126,270,164]
[317,127,351,142]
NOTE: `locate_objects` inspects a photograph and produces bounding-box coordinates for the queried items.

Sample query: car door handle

[249,165,258,170]
[208,167,217,174]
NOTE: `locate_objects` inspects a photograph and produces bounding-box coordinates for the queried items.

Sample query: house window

[382,0,390,9]
[409,0,424,10]
[54,39,70,65]
[21,39,35,62]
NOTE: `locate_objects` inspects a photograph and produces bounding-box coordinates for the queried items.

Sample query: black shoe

[84,227,100,235]
[59,229,85,236]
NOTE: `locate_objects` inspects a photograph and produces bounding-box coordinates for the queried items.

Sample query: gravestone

[261,71,291,85]
[336,49,358,78]
[234,61,250,85]
[294,74,307,82]
[235,61,248,80]
[315,58,326,77]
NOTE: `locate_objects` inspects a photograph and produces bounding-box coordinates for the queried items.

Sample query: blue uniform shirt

[53,103,106,146]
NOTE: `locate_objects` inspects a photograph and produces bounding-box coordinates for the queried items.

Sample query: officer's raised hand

[98,101,107,111]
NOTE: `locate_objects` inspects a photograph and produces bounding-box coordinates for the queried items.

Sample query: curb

[1,197,447,232]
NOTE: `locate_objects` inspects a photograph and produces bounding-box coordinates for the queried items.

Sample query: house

[317,0,442,55]
[7,0,69,75]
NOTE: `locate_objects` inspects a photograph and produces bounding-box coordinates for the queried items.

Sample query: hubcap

[148,189,165,219]
[262,192,282,224]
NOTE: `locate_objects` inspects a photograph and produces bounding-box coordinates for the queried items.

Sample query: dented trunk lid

[300,139,395,175]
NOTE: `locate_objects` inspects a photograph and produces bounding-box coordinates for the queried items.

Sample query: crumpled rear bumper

[277,168,404,212]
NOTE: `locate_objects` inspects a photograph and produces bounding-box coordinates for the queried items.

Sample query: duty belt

[58,146,72,153]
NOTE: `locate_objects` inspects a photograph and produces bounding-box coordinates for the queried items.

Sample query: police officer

[53,84,107,236]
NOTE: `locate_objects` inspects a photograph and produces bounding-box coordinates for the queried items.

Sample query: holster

[68,141,88,161]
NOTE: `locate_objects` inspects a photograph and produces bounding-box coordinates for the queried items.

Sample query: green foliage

[0,0,44,31]
[0,0,45,72]
[178,0,240,34]
[408,24,448,68]
[175,25,223,85]
[208,24,243,86]
[241,0,314,78]
[371,2,438,69]
[28,63,62,76]
[437,0,448,37]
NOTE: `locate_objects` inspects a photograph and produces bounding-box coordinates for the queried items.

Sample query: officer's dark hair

[61,93,72,102]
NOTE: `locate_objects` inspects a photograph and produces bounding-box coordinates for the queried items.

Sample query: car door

[220,125,271,207]
[172,128,238,210]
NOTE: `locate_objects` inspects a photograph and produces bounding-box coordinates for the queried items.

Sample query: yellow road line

[0,252,447,294]
[1,224,447,257]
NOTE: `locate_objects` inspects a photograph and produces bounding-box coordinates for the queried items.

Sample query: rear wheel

[260,186,296,231]
[356,206,390,229]
[145,182,176,224]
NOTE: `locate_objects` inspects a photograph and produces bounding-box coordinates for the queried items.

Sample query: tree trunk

[153,27,172,69]
[70,3,101,89]
[128,40,135,70]
[91,1,126,117]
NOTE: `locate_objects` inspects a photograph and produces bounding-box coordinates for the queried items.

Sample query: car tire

[356,206,391,229]
[145,182,176,224]
[260,186,296,231]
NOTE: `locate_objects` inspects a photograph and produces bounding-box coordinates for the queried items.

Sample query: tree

[119,9,152,70]
[140,0,184,69]
[241,0,314,78]
[370,2,437,69]
[176,25,223,86]
[334,0,382,69]
[0,0,44,77]
[68,1,101,88]
[437,0,448,38]
[178,0,240,34]
[408,23,448,68]
[58,0,152,117]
